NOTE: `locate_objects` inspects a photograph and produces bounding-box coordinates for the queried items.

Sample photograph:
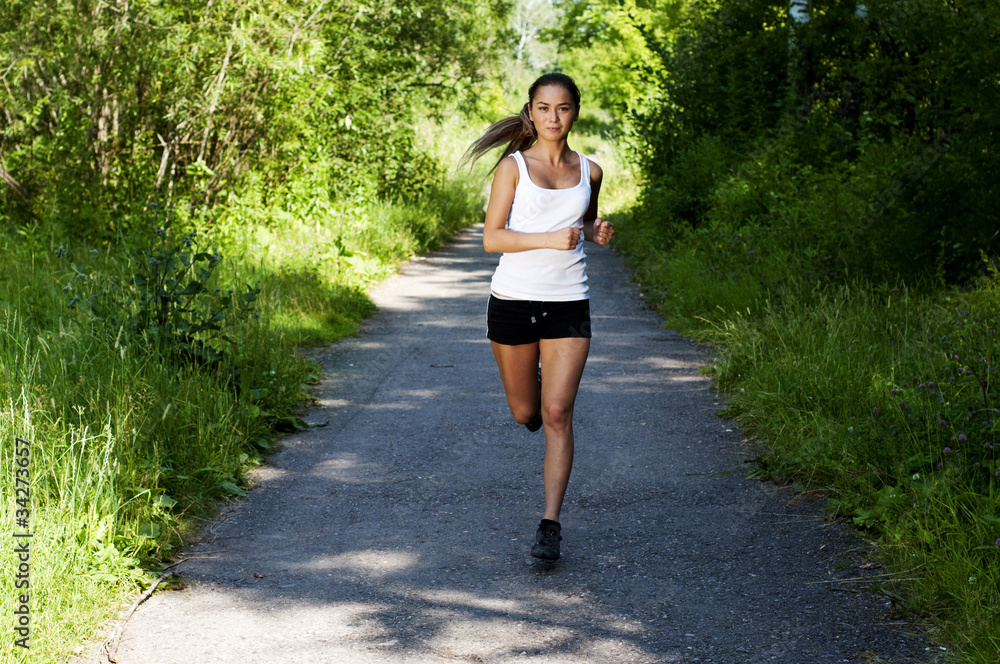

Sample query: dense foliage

[660,1,995,283]
[0,0,509,234]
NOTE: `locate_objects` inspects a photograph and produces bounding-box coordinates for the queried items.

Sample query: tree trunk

[788,0,812,96]
[789,0,812,25]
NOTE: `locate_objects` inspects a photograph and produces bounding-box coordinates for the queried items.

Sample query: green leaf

[138,523,161,538]
[220,481,247,496]
[176,281,205,295]
[155,495,178,509]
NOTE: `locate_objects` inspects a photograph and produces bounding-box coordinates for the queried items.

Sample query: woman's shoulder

[585,156,603,183]
[497,153,520,173]
[493,153,520,187]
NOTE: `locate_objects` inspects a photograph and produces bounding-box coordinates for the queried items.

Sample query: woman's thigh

[491,340,541,418]
[538,337,590,417]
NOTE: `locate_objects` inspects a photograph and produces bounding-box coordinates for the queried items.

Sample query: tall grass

[1,380,143,663]
[0,224,314,662]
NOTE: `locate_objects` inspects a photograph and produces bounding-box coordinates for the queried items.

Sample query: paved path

[107,226,933,663]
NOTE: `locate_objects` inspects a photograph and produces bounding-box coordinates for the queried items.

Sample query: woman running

[464,72,614,561]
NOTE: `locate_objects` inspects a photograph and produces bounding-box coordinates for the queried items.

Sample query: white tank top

[490,151,591,301]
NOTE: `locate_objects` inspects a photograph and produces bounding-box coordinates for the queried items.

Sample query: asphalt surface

[99,225,938,663]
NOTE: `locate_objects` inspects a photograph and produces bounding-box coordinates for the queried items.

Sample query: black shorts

[486,295,591,345]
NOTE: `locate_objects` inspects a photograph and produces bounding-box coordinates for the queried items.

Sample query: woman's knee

[542,401,573,430]
[508,397,540,424]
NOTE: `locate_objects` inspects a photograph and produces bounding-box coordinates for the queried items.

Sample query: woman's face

[529,84,578,141]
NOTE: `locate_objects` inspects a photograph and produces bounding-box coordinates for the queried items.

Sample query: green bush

[606,0,1000,284]
[69,225,261,375]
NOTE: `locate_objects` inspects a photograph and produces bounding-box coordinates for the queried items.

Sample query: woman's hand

[550,226,583,250]
[592,218,614,245]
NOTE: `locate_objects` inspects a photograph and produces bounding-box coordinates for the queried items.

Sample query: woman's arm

[483,156,582,254]
[581,160,613,245]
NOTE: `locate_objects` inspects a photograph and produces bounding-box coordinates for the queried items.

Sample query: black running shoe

[530,519,561,560]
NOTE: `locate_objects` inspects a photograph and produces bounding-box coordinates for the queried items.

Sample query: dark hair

[462,72,582,174]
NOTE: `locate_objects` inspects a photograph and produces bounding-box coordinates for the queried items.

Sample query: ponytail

[462,72,582,175]
[461,102,537,175]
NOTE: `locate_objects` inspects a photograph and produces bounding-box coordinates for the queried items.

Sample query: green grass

[616,206,1000,661]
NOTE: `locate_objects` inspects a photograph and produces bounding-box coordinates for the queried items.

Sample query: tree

[0,0,512,231]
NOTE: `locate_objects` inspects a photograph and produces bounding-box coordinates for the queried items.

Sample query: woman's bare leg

[490,341,541,424]
[538,337,590,522]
